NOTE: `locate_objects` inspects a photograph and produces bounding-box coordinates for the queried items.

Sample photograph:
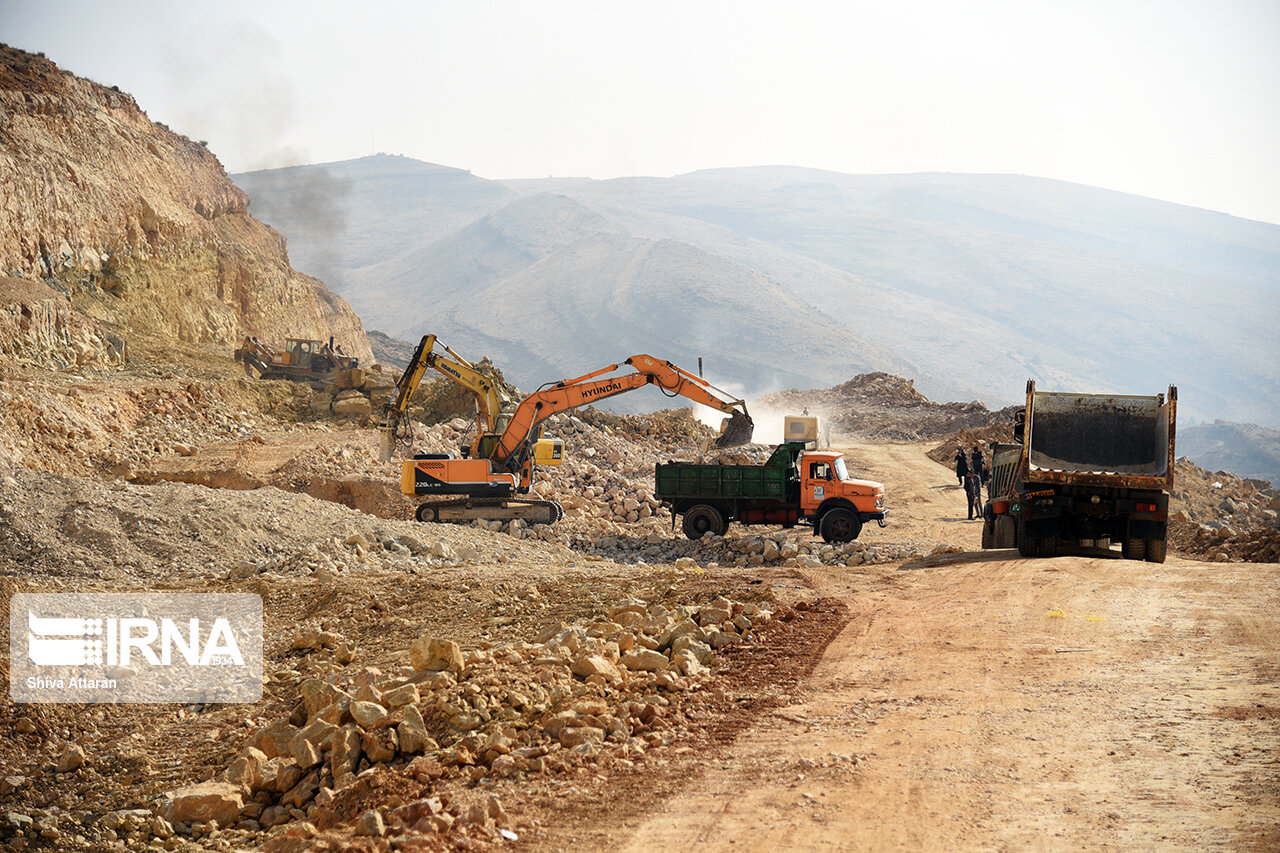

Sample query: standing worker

[954,447,969,485]
[965,469,984,519]
[970,445,986,483]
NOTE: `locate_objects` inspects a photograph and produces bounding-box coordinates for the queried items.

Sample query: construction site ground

[0,365,1277,852]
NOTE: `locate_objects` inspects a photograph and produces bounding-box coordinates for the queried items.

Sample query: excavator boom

[491,354,752,473]
[378,335,506,462]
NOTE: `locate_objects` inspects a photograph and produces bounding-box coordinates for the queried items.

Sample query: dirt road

[613,442,1280,851]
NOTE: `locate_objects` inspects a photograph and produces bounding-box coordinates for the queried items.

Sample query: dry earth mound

[758,371,1016,442]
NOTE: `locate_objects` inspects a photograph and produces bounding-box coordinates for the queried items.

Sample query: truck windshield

[833,458,850,481]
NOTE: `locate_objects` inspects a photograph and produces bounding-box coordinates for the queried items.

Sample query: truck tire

[995,516,1016,549]
[1016,516,1037,558]
[1122,537,1146,561]
[981,517,994,549]
[682,505,726,540]
[1036,535,1059,558]
[819,508,861,543]
[1144,538,1167,564]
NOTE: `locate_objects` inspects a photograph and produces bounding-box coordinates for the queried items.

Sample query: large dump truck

[981,380,1176,562]
[655,442,887,542]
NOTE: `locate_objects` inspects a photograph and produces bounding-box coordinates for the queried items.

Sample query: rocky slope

[756,372,1016,443]
[0,45,371,369]
[1179,420,1280,488]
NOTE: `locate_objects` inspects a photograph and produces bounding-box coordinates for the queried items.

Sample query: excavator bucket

[714,411,754,448]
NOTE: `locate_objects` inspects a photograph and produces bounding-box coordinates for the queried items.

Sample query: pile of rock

[165,594,771,842]
[1166,458,1279,562]
[227,531,488,581]
[759,372,1014,442]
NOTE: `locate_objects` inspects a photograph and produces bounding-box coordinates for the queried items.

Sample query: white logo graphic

[27,612,244,668]
[27,613,105,666]
[10,593,262,704]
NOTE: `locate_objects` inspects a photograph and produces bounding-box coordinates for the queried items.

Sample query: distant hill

[234,155,518,293]
[1179,421,1280,487]
[233,156,1280,425]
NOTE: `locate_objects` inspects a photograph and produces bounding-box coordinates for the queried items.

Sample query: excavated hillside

[0,45,371,368]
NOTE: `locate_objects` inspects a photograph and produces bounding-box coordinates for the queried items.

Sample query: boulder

[620,649,670,672]
[55,743,85,773]
[329,726,362,777]
[571,654,622,682]
[410,638,465,673]
[161,781,243,826]
[350,701,387,728]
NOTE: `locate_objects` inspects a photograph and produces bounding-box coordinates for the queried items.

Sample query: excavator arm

[490,354,753,476]
[378,334,506,462]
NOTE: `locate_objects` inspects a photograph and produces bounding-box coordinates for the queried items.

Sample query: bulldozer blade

[377,428,394,463]
[714,411,754,448]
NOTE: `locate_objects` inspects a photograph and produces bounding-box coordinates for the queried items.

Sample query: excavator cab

[473,428,562,467]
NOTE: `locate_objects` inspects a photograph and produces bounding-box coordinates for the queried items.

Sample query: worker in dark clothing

[970,446,986,483]
[954,448,969,485]
[964,470,984,519]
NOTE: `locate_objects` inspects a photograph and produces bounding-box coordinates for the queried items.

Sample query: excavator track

[414,498,564,526]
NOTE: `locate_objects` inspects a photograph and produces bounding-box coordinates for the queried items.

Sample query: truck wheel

[1036,535,1059,558]
[1016,516,1036,558]
[819,508,861,543]
[995,516,1016,549]
[682,505,726,540]
[981,518,994,549]
[1144,538,1167,563]
[1122,538,1146,561]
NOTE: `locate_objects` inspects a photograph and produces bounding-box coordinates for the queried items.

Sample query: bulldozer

[235,335,362,388]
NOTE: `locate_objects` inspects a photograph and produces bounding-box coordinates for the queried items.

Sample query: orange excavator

[388,353,754,524]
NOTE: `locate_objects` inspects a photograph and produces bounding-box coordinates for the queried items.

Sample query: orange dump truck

[655,441,887,542]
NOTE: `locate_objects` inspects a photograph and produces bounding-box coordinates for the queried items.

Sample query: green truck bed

[654,443,801,503]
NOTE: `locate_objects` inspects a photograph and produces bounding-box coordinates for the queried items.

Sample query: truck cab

[799,451,882,513]
[797,450,886,540]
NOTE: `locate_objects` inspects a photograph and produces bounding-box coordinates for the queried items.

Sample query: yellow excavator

[386,351,754,525]
[377,334,563,468]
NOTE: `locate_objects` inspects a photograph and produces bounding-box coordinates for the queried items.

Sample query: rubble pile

[0,460,577,585]
[927,420,1018,466]
[0,369,313,476]
[1167,458,1280,562]
[758,372,1014,442]
[159,594,774,847]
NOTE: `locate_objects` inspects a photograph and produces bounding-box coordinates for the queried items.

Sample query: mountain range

[233,154,1280,428]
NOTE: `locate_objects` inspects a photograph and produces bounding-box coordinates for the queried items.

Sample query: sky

[4,0,1280,224]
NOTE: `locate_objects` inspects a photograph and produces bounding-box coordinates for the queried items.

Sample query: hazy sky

[5,0,1280,223]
